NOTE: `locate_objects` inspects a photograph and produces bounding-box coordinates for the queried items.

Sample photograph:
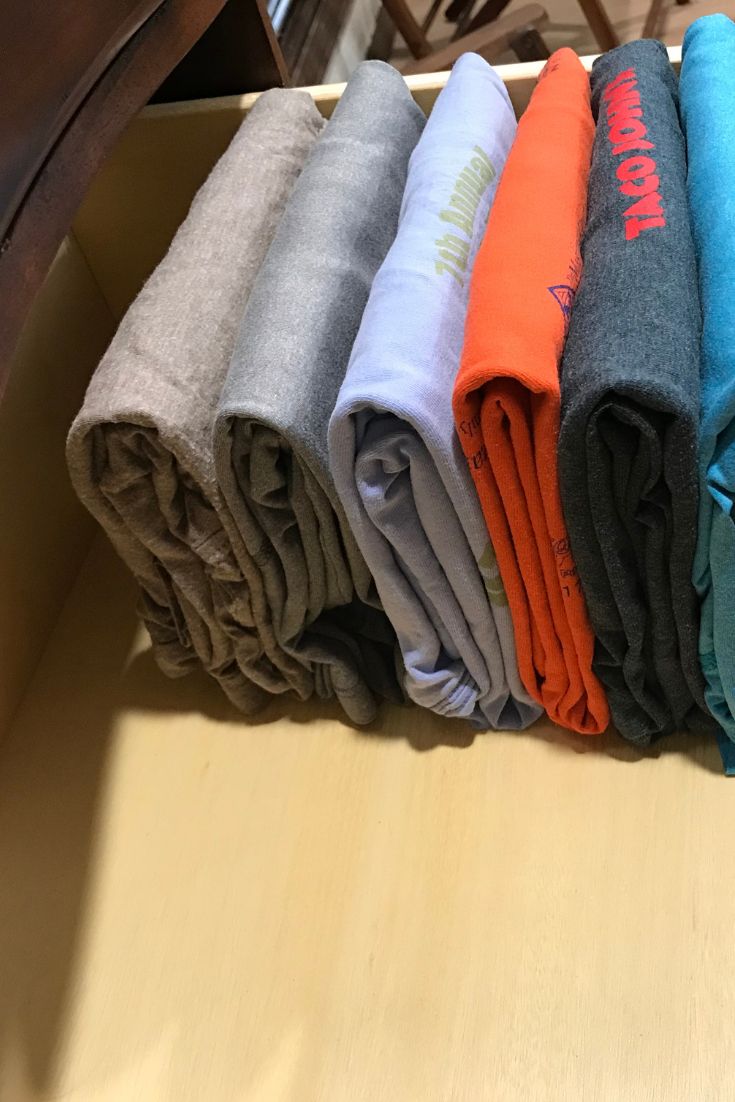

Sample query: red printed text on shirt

[603,67,666,241]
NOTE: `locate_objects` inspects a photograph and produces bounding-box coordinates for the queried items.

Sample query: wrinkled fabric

[681,15,735,740]
[329,54,539,729]
[67,90,325,712]
[214,62,425,724]
[453,49,608,735]
[559,40,711,744]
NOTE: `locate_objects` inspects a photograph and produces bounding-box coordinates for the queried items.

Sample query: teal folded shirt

[681,14,735,739]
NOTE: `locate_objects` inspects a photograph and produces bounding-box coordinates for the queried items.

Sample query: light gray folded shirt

[214,61,426,724]
[328,54,540,728]
[67,89,325,712]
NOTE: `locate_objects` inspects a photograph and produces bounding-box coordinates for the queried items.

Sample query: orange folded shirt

[452,48,609,735]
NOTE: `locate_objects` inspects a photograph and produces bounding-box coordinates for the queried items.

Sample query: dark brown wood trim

[283,0,353,86]
[368,5,397,61]
[0,0,228,397]
[153,0,288,101]
[0,0,164,244]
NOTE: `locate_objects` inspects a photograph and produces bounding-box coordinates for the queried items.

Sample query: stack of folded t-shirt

[213,62,426,724]
[559,40,712,744]
[329,53,540,729]
[67,90,325,714]
[680,15,735,742]
[453,49,609,736]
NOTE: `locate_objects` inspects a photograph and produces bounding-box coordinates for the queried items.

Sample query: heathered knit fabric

[67,90,324,713]
[329,54,539,729]
[681,15,735,741]
[214,62,425,724]
[559,40,712,744]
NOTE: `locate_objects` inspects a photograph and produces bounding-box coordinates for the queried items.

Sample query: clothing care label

[603,67,667,241]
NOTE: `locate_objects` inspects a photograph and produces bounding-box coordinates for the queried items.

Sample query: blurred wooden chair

[384,0,552,70]
[641,0,701,40]
[384,0,619,72]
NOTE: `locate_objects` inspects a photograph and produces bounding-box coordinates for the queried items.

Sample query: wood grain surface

[0,536,731,1102]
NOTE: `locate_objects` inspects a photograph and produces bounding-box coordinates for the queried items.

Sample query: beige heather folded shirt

[67,89,325,713]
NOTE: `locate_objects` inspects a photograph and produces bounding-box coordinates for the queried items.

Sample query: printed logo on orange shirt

[548,254,582,329]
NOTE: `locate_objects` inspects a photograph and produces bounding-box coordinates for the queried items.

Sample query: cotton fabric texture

[329,54,539,729]
[559,40,711,744]
[453,49,608,735]
[214,61,425,725]
[67,90,325,713]
[681,15,735,741]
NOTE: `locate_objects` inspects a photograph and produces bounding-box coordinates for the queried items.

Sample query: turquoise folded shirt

[681,14,735,739]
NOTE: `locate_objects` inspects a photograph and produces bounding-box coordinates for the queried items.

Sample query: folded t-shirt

[681,15,735,740]
[559,40,712,744]
[453,48,608,735]
[214,61,426,725]
[67,90,325,713]
[329,53,539,729]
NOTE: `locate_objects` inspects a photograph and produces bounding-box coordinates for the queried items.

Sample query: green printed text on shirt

[478,541,508,607]
[434,146,496,287]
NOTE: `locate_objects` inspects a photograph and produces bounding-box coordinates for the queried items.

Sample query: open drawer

[3,47,729,1102]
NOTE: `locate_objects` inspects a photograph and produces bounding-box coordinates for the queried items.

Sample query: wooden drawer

[5,49,726,1102]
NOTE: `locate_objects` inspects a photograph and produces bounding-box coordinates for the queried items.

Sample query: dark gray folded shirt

[559,40,712,744]
[214,61,425,724]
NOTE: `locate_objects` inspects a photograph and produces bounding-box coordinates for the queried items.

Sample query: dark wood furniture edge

[284,0,353,85]
[0,0,164,245]
[367,5,397,62]
[0,0,228,398]
[153,0,288,101]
